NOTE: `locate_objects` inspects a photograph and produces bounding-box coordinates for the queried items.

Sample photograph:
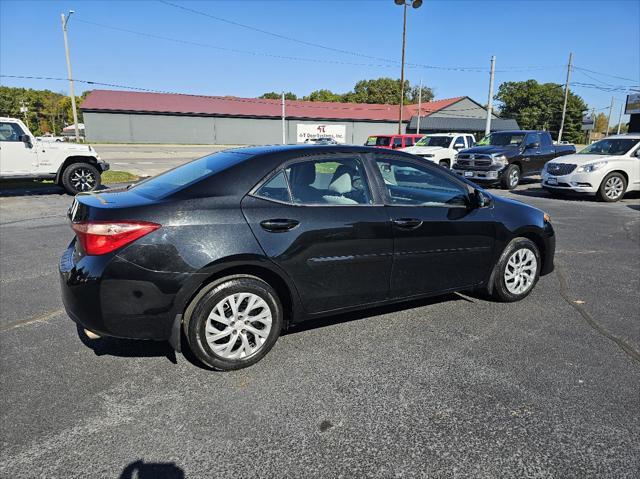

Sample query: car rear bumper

[59,241,188,341]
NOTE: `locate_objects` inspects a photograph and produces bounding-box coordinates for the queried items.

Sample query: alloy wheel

[70,168,96,191]
[504,248,537,295]
[604,176,624,200]
[204,292,273,359]
[509,168,519,188]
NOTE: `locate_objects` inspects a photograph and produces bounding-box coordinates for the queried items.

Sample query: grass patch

[102,170,139,184]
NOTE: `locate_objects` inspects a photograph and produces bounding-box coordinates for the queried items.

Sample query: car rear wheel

[597,172,626,202]
[500,165,520,190]
[489,238,541,302]
[185,277,283,371]
[61,163,101,195]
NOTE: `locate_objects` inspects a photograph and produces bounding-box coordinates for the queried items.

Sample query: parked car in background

[60,144,555,371]
[542,134,640,202]
[452,130,576,189]
[304,137,338,145]
[0,117,109,194]
[401,133,476,168]
[365,134,423,149]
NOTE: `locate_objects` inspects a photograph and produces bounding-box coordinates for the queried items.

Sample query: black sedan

[60,145,555,370]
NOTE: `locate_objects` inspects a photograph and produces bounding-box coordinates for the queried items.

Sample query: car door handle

[260,219,299,232]
[392,218,423,230]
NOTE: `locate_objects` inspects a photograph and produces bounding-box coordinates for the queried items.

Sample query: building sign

[296,124,346,143]
[625,94,640,115]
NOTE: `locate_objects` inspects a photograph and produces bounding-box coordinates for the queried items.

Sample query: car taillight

[71,221,161,255]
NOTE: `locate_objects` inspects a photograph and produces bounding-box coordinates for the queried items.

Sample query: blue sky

[1,0,638,122]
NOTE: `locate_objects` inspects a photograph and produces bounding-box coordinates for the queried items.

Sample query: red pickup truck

[365,134,423,149]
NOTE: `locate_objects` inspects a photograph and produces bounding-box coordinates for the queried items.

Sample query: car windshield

[477,132,525,146]
[131,150,251,199]
[414,136,452,148]
[366,136,391,146]
[579,138,640,156]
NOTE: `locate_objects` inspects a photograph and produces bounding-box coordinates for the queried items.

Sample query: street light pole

[395,0,422,135]
[61,11,80,142]
[397,2,407,134]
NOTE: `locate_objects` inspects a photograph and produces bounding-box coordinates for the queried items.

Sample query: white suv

[542,134,640,202]
[400,133,476,168]
[0,117,109,194]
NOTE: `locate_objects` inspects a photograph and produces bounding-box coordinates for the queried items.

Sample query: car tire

[185,276,283,371]
[596,172,627,202]
[489,237,541,302]
[439,159,450,169]
[61,163,101,195]
[500,165,520,190]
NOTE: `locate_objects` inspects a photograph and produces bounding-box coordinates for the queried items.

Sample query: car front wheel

[61,163,101,195]
[500,165,520,190]
[597,172,627,202]
[490,237,541,302]
[185,276,283,371]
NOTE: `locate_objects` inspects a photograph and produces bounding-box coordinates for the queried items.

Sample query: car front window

[0,122,24,142]
[477,133,525,146]
[414,136,451,148]
[375,158,468,208]
[579,138,640,156]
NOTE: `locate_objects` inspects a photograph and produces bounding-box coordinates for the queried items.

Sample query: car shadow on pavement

[284,292,467,336]
[0,181,112,197]
[77,326,178,364]
[119,460,185,479]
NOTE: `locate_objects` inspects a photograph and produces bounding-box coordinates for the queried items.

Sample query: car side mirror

[454,144,464,150]
[20,134,32,145]
[474,189,492,208]
[526,142,540,149]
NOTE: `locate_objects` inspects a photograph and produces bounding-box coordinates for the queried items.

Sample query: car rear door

[371,153,496,298]
[241,153,393,314]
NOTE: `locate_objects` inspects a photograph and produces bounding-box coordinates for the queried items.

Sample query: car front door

[372,154,496,298]
[0,122,37,176]
[522,132,546,174]
[241,154,393,314]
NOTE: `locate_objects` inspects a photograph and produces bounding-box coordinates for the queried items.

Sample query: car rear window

[131,150,251,199]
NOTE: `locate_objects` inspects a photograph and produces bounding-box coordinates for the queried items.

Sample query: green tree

[495,80,587,143]
[259,91,297,100]
[347,77,412,105]
[303,89,344,102]
[407,84,434,104]
[594,112,608,133]
[0,86,84,136]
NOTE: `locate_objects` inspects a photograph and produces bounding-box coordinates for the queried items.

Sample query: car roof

[421,133,468,136]
[228,144,384,156]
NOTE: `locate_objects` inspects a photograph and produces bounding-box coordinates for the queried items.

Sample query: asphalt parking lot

[1,178,639,477]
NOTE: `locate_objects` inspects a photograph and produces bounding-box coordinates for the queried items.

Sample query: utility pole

[416,78,422,135]
[616,103,624,134]
[606,96,614,136]
[19,100,29,128]
[397,2,407,134]
[61,11,80,142]
[484,55,496,136]
[557,52,573,143]
[587,107,595,144]
[281,91,286,145]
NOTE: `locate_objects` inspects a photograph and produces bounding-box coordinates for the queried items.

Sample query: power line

[573,66,638,84]
[155,1,560,74]
[74,19,402,69]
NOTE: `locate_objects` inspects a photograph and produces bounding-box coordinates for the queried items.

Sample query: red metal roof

[81,90,464,122]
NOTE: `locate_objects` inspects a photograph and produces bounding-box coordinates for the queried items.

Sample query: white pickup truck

[400,133,476,168]
[0,117,109,194]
